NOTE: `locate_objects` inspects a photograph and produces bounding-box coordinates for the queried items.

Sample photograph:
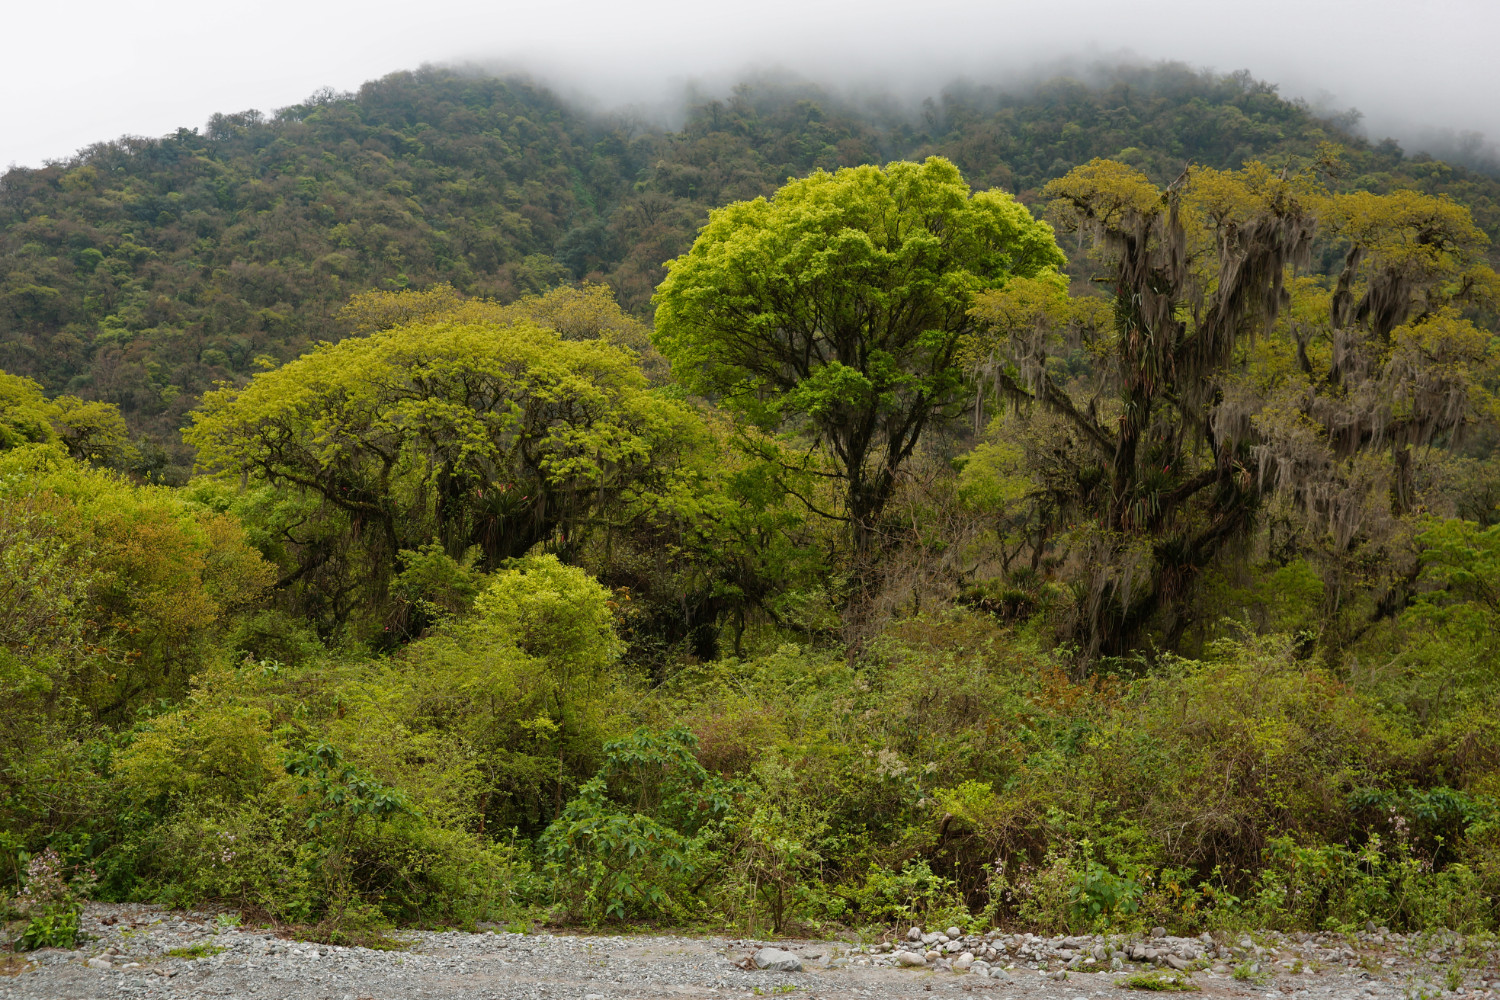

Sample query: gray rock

[87,957,112,970]
[6,902,1429,1000]
[945,926,962,939]
[907,926,923,941]
[896,950,927,967]
[752,947,802,973]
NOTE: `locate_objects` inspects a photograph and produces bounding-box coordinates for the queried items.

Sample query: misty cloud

[4,0,1497,169]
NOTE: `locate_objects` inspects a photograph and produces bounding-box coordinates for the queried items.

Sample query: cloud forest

[2,62,1500,962]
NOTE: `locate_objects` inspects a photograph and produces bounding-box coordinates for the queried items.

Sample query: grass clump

[1115,970,1200,991]
[1232,962,1272,984]
[166,943,224,959]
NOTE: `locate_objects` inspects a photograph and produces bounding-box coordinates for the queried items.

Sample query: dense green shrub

[540,727,735,923]
[2,570,1498,937]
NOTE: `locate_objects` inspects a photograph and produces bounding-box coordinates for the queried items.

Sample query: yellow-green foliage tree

[0,443,273,717]
[187,317,699,636]
[199,285,830,660]
[0,371,132,465]
[338,283,664,378]
[653,157,1066,560]
[0,372,57,450]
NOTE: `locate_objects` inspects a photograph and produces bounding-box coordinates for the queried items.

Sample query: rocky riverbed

[3,904,1497,1000]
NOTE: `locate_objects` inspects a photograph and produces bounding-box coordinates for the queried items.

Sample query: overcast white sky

[3,0,1497,169]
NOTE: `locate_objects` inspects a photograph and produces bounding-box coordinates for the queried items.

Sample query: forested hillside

[3,63,1498,480]
[4,62,1500,957]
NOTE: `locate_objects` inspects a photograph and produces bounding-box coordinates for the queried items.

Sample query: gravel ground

[4,904,1498,1000]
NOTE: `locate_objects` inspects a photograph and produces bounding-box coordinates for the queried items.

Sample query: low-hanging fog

[4,0,1497,171]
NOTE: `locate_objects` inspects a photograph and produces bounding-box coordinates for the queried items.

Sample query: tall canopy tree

[187,319,697,634]
[0,370,132,465]
[971,157,1498,658]
[652,156,1066,558]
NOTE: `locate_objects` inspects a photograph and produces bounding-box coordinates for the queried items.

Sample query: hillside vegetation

[2,64,1500,950]
[3,63,1499,480]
